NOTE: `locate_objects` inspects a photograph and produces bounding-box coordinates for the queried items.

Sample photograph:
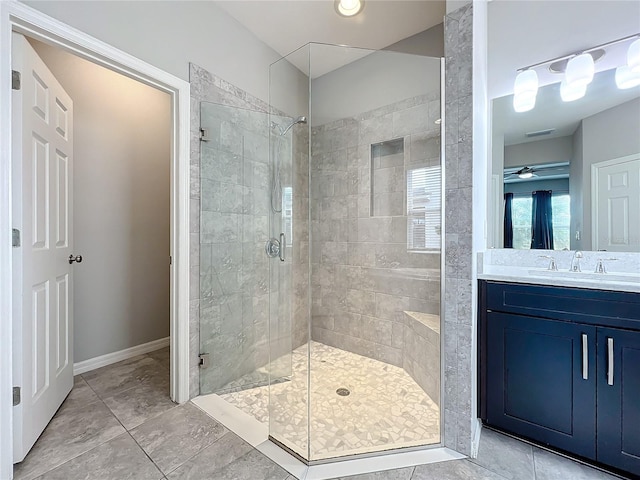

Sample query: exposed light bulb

[615,65,640,89]
[335,0,363,17]
[512,70,538,112]
[560,78,586,102]
[565,53,595,89]
[628,38,640,74]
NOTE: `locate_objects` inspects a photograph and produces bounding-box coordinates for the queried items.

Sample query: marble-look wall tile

[443,2,474,456]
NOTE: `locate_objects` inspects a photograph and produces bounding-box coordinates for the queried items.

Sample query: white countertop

[478,265,640,293]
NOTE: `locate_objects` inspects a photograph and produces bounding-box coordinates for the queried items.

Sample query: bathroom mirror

[490,67,640,252]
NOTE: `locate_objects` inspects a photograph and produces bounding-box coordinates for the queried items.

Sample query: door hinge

[12,228,20,247]
[198,353,210,368]
[200,128,211,142]
[12,70,21,90]
[169,255,172,265]
[13,387,21,406]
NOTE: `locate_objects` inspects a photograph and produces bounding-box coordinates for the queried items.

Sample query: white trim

[73,337,170,376]
[192,393,465,480]
[1,2,190,475]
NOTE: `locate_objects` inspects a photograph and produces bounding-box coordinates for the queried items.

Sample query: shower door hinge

[198,353,210,368]
[13,387,21,406]
[12,70,21,90]
[199,128,211,142]
[12,228,20,247]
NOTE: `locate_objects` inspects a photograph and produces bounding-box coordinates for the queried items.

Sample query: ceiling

[215,0,445,77]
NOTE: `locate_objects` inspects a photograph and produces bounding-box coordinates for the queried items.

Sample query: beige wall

[31,39,171,362]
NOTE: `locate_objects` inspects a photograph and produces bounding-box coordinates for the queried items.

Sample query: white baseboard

[73,337,170,375]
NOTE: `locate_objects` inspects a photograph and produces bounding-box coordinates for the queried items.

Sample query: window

[511,193,570,250]
[407,166,441,250]
[282,186,293,242]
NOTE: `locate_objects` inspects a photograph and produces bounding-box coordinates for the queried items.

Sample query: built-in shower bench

[403,311,441,407]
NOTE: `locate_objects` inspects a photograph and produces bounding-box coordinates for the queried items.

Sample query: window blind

[407,166,441,250]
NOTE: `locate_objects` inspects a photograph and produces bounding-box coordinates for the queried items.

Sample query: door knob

[68,254,83,264]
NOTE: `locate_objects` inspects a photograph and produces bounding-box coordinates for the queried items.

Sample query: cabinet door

[597,328,640,474]
[486,312,597,459]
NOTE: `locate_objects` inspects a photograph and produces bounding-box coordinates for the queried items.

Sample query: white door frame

[0,2,191,476]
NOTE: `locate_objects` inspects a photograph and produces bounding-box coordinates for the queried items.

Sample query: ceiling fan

[503,162,570,181]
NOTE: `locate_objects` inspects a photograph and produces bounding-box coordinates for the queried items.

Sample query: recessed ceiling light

[335,0,364,17]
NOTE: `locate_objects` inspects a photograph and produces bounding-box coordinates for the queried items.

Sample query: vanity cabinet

[479,281,640,476]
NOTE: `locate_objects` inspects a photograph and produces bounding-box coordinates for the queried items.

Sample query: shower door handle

[279,233,286,262]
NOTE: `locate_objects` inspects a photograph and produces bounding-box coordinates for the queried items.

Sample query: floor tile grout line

[20,429,131,480]
[158,421,235,477]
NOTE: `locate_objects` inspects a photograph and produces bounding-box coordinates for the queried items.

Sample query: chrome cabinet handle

[607,337,614,386]
[581,333,588,380]
[279,233,286,262]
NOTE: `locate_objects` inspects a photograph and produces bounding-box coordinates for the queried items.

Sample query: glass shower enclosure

[200,42,443,464]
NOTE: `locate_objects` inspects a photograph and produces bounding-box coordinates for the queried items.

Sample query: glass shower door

[199,102,272,410]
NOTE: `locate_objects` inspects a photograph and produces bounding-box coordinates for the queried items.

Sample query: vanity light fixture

[560,78,587,102]
[564,53,595,89]
[335,0,364,17]
[512,33,640,112]
[615,65,640,89]
[513,69,538,112]
[628,38,640,73]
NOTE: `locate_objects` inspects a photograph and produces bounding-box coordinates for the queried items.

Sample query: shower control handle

[279,233,286,262]
[265,238,280,259]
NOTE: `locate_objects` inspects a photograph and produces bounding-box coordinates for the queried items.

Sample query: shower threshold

[192,393,464,479]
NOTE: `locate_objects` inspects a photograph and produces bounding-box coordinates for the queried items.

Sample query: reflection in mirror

[491,68,640,252]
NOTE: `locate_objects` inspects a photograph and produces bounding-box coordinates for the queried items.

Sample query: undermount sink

[527,268,640,284]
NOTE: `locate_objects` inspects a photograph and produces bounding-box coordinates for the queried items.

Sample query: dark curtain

[530,190,554,249]
[503,193,514,248]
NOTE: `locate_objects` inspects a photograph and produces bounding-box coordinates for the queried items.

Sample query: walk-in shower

[199,42,443,464]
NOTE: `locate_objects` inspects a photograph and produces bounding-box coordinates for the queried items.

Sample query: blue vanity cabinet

[479,281,640,476]
[597,327,640,474]
[485,311,597,459]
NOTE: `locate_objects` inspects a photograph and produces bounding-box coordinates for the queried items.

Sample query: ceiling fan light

[615,65,640,89]
[627,38,640,74]
[335,0,363,17]
[560,78,586,102]
[518,171,534,179]
[565,53,595,88]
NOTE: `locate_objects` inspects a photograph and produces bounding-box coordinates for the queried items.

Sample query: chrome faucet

[569,251,583,272]
[595,258,617,274]
[538,255,558,271]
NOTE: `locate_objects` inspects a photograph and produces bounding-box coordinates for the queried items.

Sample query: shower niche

[199,42,443,464]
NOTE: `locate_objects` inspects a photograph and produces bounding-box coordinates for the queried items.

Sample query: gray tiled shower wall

[189,63,309,397]
[309,94,442,368]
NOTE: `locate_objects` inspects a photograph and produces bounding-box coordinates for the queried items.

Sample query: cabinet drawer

[484,281,640,329]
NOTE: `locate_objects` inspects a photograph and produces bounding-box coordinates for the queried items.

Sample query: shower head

[278,116,307,136]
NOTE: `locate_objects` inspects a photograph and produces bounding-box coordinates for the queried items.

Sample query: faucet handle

[538,255,558,271]
[594,258,618,274]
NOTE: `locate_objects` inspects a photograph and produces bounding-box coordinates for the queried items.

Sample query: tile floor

[12,347,622,480]
[220,342,440,461]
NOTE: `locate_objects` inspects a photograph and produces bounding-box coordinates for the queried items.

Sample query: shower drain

[336,388,350,397]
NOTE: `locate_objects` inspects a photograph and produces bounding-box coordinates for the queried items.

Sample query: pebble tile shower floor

[220,342,440,460]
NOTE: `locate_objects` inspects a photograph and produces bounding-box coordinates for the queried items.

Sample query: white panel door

[592,155,640,252]
[11,33,74,462]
